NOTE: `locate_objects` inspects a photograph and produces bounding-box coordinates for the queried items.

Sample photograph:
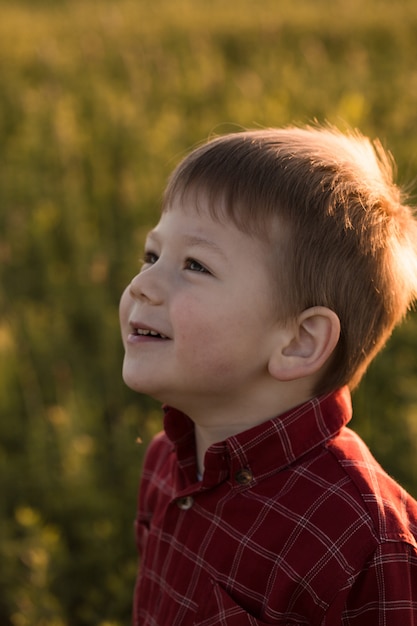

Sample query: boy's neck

[194,421,259,476]
[189,383,315,476]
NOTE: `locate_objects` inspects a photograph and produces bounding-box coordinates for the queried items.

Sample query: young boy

[120,126,417,625]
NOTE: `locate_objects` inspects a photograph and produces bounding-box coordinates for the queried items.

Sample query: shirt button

[176,496,194,510]
[235,468,253,485]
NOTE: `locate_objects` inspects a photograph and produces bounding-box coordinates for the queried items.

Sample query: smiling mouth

[133,328,168,339]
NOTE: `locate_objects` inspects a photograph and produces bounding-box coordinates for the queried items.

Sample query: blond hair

[163,126,417,394]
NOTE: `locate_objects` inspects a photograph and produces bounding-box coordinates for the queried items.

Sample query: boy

[120,126,417,625]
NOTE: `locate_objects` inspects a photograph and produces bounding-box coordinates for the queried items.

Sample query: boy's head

[162,125,417,395]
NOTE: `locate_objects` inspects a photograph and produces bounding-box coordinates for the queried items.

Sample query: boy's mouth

[134,328,168,339]
[129,321,169,340]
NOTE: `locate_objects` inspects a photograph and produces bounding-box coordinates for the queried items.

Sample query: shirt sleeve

[324,541,417,625]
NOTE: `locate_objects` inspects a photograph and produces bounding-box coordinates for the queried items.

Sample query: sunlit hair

[162,125,417,395]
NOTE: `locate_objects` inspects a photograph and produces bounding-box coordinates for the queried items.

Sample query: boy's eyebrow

[182,234,226,257]
[147,230,227,258]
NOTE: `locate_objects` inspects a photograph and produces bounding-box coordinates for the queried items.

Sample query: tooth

[136,327,167,338]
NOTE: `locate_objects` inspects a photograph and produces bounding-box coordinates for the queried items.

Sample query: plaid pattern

[134,387,417,625]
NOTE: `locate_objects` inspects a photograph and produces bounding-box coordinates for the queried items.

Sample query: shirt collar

[163,387,352,489]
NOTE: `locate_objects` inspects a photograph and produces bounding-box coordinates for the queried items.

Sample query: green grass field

[1,0,417,623]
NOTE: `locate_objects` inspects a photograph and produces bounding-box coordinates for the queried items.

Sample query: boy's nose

[128,267,165,305]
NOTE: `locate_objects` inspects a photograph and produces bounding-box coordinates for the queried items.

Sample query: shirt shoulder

[326,426,417,548]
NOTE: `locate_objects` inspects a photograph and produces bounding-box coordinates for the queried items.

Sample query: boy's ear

[268,307,340,382]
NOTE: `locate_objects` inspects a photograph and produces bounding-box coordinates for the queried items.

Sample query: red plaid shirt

[134,387,417,625]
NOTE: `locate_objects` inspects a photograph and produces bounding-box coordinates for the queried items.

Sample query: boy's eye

[185,258,210,273]
[142,251,158,266]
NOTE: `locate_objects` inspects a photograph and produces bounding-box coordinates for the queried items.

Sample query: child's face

[119,194,283,415]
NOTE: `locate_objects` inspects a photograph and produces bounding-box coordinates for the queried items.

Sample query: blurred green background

[1,0,417,623]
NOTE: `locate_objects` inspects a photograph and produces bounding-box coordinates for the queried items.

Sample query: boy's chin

[121,371,164,401]
[121,368,147,394]
[123,377,149,395]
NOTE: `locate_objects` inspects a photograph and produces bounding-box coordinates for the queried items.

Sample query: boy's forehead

[163,185,225,218]
[158,194,236,235]
[162,187,282,241]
